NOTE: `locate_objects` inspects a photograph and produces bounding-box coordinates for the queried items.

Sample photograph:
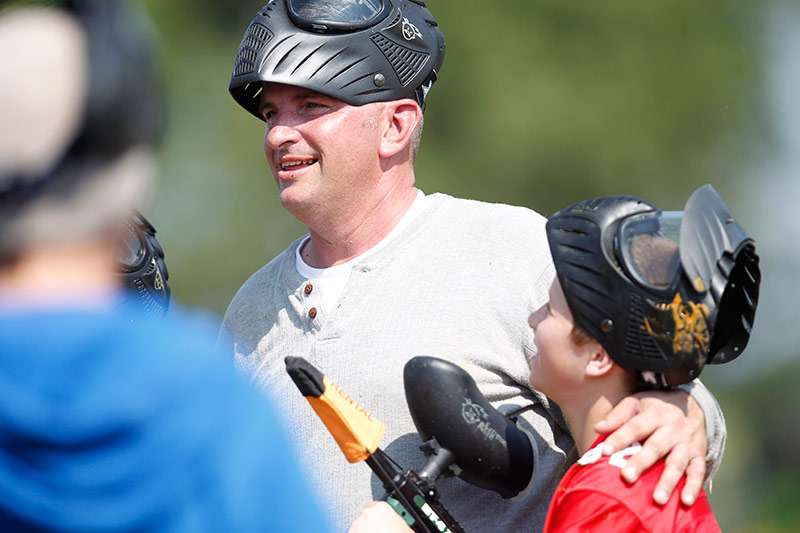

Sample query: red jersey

[543,434,721,532]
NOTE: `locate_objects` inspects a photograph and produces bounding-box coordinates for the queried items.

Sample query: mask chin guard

[679,185,760,364]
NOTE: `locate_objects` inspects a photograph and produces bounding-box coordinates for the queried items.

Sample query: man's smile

[275,155,319,180]
[279,158,317,171]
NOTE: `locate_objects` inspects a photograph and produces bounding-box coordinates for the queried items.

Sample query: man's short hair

[411,115,424,163]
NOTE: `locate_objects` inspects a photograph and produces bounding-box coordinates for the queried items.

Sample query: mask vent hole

[624,293,665,362]
[385,10,402,27]
[234,23,274,76]
[371,33,429,86]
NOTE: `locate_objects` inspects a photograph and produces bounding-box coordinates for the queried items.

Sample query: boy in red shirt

[533,185,760,532]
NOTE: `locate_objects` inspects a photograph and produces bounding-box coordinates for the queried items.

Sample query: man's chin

[278,186,312,215]
[277,180,299,200]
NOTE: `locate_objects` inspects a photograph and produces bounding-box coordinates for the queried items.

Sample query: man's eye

[304,102,327,111]
[262,110,276,122]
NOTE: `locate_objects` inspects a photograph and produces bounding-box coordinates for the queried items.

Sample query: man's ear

[378,99,421,160]
[585,343,616,378]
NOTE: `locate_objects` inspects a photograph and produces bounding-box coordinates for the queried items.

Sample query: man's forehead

[258,82,342,107]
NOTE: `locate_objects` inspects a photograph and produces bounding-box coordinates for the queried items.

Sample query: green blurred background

[125,0,800,530]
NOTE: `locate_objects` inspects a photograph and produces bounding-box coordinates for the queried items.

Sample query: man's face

[258,83,384,222]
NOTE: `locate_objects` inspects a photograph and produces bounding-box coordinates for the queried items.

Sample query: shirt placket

[295,280,322,332]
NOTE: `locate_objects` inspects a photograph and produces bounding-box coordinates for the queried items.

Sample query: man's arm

[594,379,725,506]
[680,379,726,479]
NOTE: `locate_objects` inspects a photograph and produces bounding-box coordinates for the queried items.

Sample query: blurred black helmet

[116,211,170,317]
[546,185,761,388]
[229,0,445,120]
[0,0,163,210]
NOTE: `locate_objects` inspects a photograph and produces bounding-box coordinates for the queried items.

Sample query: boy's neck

[0,242,118,306]
[559,375,633,455]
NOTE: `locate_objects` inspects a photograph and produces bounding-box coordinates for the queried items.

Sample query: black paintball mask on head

[229,0,445,120]
[546,184,761,388]
[116,211,170,318]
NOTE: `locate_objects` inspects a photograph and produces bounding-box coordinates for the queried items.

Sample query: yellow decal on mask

[643,293,710,355]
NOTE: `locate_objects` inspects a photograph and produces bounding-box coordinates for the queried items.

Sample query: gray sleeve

[216,299,242,359]
[217,305,260,378]
[679,379,726,479]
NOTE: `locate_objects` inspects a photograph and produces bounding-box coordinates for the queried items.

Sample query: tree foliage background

[15,0,797,529]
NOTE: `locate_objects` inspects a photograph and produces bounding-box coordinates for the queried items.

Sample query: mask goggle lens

[118,221,146,272]
[618,211,683,290]
[287,0,389,32]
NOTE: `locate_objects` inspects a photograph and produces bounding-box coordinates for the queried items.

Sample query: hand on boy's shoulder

[578,440,642,469]
[594,390,708,506]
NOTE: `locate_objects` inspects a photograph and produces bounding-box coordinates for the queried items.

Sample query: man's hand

[348,501,413,533]
[594,389,707,507]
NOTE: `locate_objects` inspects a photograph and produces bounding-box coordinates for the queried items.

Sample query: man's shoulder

[428,192,547,227]
[225,238,302,315]
[423,193,548,252]
[242,238,302,289]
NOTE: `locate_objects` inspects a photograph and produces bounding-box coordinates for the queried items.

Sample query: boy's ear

[378,99,421,160]
[584,343,615,377]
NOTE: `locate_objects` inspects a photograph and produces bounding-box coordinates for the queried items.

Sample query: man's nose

[265,119,302,151]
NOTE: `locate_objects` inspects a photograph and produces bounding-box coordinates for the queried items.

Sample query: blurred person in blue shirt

[0,1,329,531]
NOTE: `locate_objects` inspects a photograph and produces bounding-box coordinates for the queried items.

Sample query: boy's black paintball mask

[546,185,760,388]
[229,0,445,120]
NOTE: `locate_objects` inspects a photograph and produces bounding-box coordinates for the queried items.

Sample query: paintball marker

[285,355,534,532]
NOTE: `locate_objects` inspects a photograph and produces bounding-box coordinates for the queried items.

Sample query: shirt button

[304,283,313,295]
[308,307,317,319]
